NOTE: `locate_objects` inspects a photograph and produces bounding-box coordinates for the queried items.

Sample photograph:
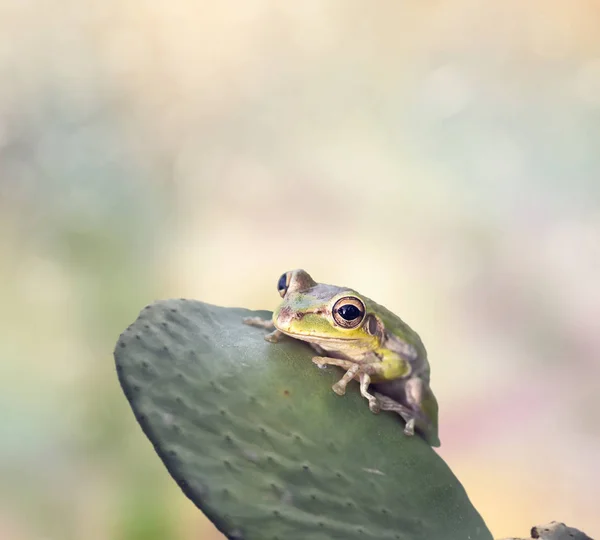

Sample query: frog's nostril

[279,306,293,320]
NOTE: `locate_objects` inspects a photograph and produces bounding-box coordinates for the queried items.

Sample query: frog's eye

[277,272,291,298]
[332,297,365,328]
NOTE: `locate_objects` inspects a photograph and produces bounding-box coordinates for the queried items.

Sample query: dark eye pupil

[277,273,287,292]
[338,304,361,321]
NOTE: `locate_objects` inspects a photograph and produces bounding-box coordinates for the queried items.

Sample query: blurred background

[1,1,599,539]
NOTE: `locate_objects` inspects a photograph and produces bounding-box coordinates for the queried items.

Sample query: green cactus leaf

[114,299,493,540]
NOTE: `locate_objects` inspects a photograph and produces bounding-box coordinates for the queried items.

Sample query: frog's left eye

[332,297,365,328]
[277,272,291,298]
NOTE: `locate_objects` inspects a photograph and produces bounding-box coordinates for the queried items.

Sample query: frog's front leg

[312,357,359,396]
[243,316,275,329]
[359,373,381,413]
[311,356,355,371]
[311,357,381,412]
[242,317,285,343]
[332,364,360,396]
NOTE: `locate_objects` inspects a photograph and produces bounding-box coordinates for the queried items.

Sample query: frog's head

[272,269,382,347]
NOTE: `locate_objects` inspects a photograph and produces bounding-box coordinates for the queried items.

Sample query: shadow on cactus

[115,299,495,540]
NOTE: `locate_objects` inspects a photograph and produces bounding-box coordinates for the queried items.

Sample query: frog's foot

[374,392,418,436]
[359,373,381,414]
[403,418,415,437]
[243,317,286,342]
[311,356,326,368]
[311,357,361,396]
[311,356,355,370]
[369,400,381,414]
[331,382,345,395]
[332,364,360,396]
[265,329,286,343]
[242,317,276,330]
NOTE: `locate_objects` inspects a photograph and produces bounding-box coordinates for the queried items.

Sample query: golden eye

[332,296,366,328]
[277,272,291,298]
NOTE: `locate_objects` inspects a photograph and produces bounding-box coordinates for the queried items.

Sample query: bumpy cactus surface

[115,299,493,540]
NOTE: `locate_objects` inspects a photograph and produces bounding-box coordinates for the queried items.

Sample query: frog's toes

[243,316,275,330]
[368,398,381,414]
[403,418,415,437]
[331,382,346,396]
[311,357,327,369]
[263,329,284,343]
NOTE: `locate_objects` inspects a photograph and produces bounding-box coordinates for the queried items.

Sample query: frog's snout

[273,305,298,332]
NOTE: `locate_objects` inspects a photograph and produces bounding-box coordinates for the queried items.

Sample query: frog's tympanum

[244,269,440,447]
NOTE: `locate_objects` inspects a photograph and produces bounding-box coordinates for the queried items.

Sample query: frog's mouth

[278,330,361,344]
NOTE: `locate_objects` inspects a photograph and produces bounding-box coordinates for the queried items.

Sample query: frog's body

[244,269,440,447]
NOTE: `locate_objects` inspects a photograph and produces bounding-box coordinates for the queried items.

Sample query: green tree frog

[244,269,440,447]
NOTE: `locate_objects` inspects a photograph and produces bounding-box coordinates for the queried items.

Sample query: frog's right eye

[277,272,291,297]
[332,296,365,328]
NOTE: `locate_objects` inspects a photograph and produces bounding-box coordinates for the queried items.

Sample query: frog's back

[362,295,427,358]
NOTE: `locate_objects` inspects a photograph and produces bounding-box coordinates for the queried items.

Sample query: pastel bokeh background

[1,2,599,539]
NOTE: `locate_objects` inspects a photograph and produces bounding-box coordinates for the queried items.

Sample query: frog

[529,522,592,540]
[498,521,593,540]
[243,269,440,447]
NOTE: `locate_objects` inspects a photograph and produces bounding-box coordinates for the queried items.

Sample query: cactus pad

[114,299,493,540]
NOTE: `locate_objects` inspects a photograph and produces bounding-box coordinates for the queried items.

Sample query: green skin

[244,269,440,447]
